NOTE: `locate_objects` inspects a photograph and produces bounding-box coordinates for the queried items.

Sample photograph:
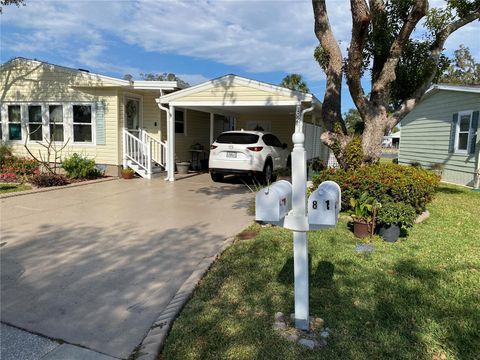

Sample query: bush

[30,174,69,187]
[0,142,13,166]
[376,201,417,227]
[1,156,39,177]
[343,136,363,169]
[62,153,103,179]
[311,163,440,214]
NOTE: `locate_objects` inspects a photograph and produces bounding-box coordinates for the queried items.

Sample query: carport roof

[159,74,322,110]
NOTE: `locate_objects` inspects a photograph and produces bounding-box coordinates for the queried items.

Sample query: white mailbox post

[255,103,341,331]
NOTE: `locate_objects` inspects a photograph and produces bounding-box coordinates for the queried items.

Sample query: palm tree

[280,74,310,93]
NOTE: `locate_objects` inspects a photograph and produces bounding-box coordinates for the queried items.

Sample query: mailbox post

[255,102,341,332]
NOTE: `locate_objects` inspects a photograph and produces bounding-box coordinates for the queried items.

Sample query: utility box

[308,180,341,229]
[255,180,292,225]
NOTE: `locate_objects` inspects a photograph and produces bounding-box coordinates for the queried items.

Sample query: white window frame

[6,104,23,142]
[455,110,473,154]
[48,103,66,144]
[26,103,45,143]
[72,103,96,145]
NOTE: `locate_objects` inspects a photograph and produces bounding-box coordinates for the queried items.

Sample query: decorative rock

[273,321,287,331]
[355,244,375,253]
[320,330,330,338]
[415,210,430,224]
[310,317,325,330]
[298,338,318,349]
[318,338,328,347]
[274,312,285,323]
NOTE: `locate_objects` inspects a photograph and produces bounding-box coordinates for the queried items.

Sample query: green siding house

[399,85,480,188]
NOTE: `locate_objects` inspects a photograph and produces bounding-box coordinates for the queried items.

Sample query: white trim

[454,110,473,154]
[133,80,178,90]
[25,103,44,143]
[71,103,96,145]
[5,104,23,143]
[431,84,480,94]
[168,100,303,107]
[159,74,316,103]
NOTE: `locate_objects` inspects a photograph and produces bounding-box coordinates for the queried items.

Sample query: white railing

[141,131,167,169]
[123,129,152,174]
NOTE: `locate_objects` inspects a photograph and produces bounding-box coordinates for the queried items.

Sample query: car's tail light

[210,145,218,150]
[247,146,263,152]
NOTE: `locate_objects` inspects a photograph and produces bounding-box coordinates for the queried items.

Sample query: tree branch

[388,9,480,128]
[372,0,428,104]
[346,0,371,117]
[312,0,347,134]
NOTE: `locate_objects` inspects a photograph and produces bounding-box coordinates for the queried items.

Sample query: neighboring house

[399,84,480,188]
[382,130,400,148]
[0,58,326,180]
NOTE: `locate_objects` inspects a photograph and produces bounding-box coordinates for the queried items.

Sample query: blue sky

[1,0,479,111]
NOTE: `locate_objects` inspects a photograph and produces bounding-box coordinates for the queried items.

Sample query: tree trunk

[362,112,388,163]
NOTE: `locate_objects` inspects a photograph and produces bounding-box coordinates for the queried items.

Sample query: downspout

[156,90,172,181]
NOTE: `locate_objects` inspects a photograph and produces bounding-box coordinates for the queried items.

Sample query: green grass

[161,184,480,360]
[0,183,31,194]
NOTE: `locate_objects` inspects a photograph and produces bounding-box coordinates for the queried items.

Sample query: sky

[1,0,479,111]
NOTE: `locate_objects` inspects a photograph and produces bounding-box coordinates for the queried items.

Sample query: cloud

[1,0,478,85]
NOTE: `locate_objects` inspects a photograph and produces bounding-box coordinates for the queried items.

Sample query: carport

[157,75,325,181]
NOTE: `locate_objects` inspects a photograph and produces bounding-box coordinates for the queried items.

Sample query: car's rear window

[216,133,259,144]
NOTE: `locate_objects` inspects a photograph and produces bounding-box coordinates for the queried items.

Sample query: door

[125,98,142,138]
[262,134,286,169]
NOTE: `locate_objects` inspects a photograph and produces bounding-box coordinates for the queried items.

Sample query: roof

[1,57,181,90]
[159,74,321,106]
[424,84,480,100]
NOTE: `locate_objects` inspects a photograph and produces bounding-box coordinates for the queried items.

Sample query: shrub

[30,174,69,187]
[311,163,440,214]
[343,136,363,169]
[0,142,13,166]
[62,153,103,179]
[1,157,39,177]
[376,201,417,227]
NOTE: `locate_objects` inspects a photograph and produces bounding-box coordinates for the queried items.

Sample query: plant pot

[378,223,400,242]
[353,221,372,238]
[121,171,134,179]
[176,162,190,175]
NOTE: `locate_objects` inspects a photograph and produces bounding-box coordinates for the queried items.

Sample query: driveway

[0,174,253,359]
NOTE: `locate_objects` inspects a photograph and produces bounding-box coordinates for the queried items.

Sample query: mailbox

[256,180,292,225]
[308,180,341,229]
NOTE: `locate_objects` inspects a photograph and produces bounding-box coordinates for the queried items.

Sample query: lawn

[0,183,31,194]
[161,184,480,360]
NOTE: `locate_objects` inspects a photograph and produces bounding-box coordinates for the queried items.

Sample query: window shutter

[96,101,106,145]
[470,110,479,155]
[449,113,458,153]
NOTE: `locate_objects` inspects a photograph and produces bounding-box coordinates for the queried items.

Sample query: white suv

[209,130,290,183]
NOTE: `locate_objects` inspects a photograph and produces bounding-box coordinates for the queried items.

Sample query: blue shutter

[449,113,458,153]
[470,110,479,155]
[96,101,106,145]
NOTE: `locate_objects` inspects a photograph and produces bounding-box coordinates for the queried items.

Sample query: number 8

[312,200,317,209]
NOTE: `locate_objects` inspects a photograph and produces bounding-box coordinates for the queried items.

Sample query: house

[0,58,326,180]
[399,84,480,188]
[383,130,400,148]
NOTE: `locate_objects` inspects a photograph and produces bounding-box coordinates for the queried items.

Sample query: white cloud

[1,0,478,84]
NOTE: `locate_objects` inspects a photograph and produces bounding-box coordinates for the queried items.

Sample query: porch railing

[123,129,152,174]
[141,131,167,169]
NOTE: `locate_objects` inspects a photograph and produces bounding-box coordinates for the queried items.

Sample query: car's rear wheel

[210,173,224,182]
[262,161,273,185]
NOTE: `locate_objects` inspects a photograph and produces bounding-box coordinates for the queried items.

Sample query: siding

[1,60,120,166]
[175,110,210,162]
[399,90,480,186]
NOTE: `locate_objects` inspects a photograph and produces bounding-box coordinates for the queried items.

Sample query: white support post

[210,113,214,145]
[168,106,176,181]
[122,129,127,169]
[292,103,309,330]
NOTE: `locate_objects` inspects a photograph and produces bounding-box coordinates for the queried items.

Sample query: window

[456,112,472,153]
[49,105,64,142]
[8,105,22,141]
[175,110,185,134]
[216,133,259,144]
[73,105,92,143]
[263,134,283,148]
[28,105,43,141]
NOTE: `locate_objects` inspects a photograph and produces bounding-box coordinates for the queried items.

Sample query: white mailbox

[308,180,341,229]
[256,180,292,225]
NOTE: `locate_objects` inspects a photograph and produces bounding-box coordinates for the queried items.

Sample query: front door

[125,98,141,138]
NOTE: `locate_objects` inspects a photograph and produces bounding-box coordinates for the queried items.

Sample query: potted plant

[349,192,381,238]
[176,161,191,175]
[376,201,416,242]
[121,167,135,179]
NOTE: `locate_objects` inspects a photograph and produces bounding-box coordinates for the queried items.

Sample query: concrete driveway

[0,174,253,359]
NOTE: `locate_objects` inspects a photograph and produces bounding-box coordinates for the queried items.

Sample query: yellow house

[1,58,326,180]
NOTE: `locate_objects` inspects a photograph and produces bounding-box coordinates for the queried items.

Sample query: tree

[439,44,480,84]
[0,0,25,13]
[344,108,364,135]
[312,0,479,167]
[280,73,310,93]
[140,72,190,88]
